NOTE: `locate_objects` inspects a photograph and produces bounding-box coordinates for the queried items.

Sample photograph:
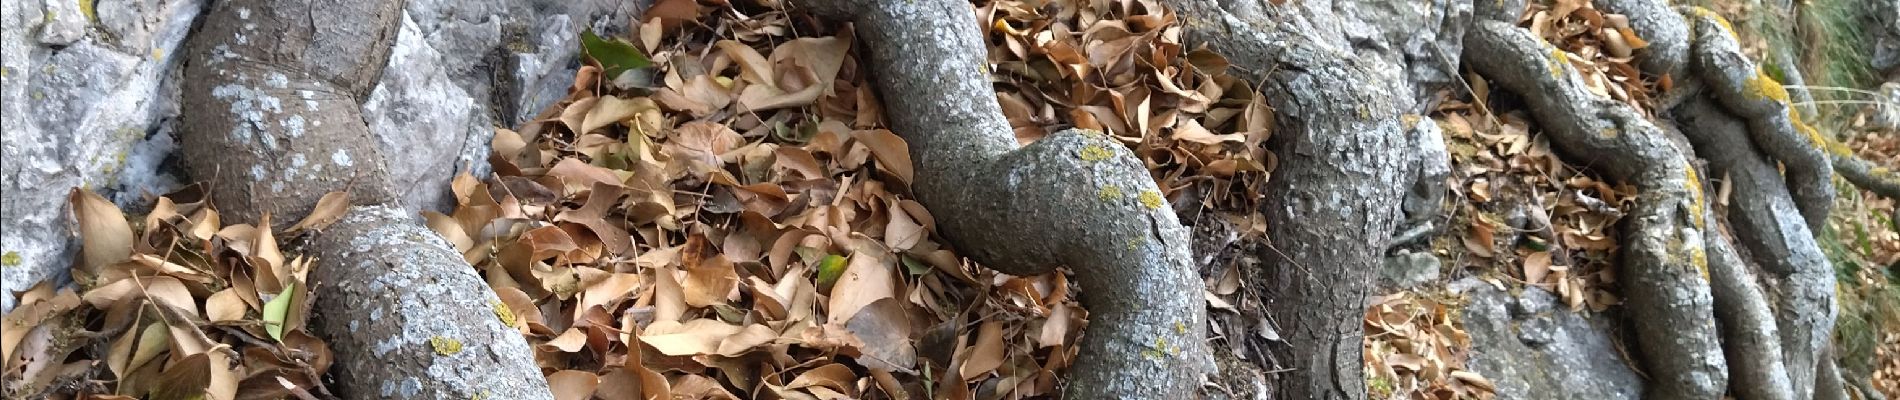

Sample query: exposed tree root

[1686,9,1835,230]
[1470,1,1861,398]
[177,0,553,397]
[795,0,1211,397]
[1700,204,1796,400]
[1834,150,1900,199]
[1676,95,1831,400]
[1465,18,1728,400]
[1155,1,1419,398]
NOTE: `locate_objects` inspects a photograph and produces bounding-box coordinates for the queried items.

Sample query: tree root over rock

[795,0,1213,397]
[1465,18,1727,400]
[1468,0,1891,398]
[177,0,553,397]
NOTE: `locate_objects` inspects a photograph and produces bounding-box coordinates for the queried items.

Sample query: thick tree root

[1685,9,1835,230]
[307,206,554,399]
[1153,1,1417,398]
[1701,212,1796,400]
[1465,19,1729,400]
[796,0,1211,397]
[177,0,553,397]
[1676,96,1830,400]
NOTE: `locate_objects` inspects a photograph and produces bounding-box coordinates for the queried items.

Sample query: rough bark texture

[1674,94,1834,400]
[1154,1,1422,398]
[796,0,1213,397]
[1465,16,1729,400]
[1833,148,1900,199]
[308,206,553,399]
[1685,10,1834,230]
[178,0,402,225]
[1679,103,1796,400]
[176,0,554,397]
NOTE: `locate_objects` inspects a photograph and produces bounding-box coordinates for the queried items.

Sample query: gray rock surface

[2,0,636,313]
[1454,278,1644,400]
[2,0,202,313]
[1339,0,1473,112]
[1874,0,1900,72]
[1379,250,1440,289]
[364,0,638,214]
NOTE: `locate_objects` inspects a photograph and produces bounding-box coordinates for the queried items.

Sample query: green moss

[430,336,463,355]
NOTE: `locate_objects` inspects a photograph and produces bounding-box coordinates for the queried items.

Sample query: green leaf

[262,282,296,341]
[582,30,650,77]
[794,246,828,267]
[815,254,848,290]
[901,254,931,276]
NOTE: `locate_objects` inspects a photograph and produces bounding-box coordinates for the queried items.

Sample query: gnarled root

[1465,19,1728,400]
[1468,0,1855,398]
[177,0,553,397]
[795,0,1212,397]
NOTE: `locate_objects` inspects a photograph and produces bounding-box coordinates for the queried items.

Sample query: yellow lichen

[1685,165,1706,228]
[430,336,463,355]
[1098,185,1123,201]
[1743,71,1790,103]
[1125,236,1144,250]
[1,251,18,267]
[1788,111,1831,150]
[1173,321,1187,334]
[152,48,163,60]
[1598,127,1619,138]
[490,300,518,328]
[78,0,95,22]
[1078,145,1114,162]
[1688,7,1738,40]
[1547,46,1571,80]
[1691,247,1709,280]
[1138,189,1164,210]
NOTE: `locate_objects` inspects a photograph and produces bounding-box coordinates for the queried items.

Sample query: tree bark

[1152,1,1423,398]
[177,0,553,397]
[795,0,1213,397]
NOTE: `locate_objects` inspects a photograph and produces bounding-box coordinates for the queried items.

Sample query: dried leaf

[70,188,133,276]
[286,191,351,232]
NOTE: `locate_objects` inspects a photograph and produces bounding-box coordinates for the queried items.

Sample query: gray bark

[1686,12,1834,230]
[795,0,1213,397]
[175,0,553,397]
[1153,1,1426,398]
[308,206,553,399]
[1465,17,1729,400]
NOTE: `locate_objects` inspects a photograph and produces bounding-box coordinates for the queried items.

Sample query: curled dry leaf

[70,188,134,277]
[285,191,351,232]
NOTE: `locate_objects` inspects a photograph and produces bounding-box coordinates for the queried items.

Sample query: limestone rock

[2,0,639,313]
[1,0,201,313]
[1455,278,1645,400]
